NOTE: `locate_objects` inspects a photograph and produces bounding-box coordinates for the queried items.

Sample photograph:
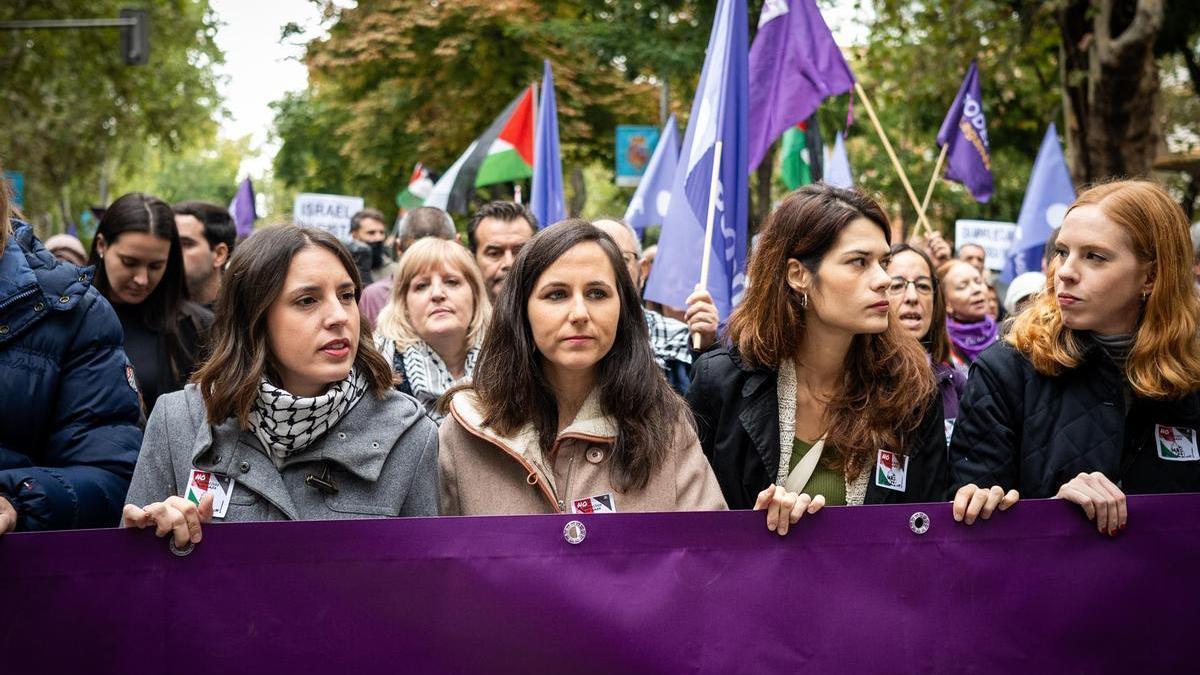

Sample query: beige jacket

[438,388,728,515]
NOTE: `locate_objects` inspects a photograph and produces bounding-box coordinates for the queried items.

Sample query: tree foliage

[0,0,224,233]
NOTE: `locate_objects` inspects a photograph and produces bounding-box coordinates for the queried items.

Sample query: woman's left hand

[754,483,825,536]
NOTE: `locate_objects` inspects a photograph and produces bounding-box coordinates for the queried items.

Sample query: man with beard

[173,201,235,309]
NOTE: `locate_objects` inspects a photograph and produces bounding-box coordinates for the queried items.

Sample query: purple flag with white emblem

[936,61,993,203]
[644,0,749,319]
[747,0,856,173]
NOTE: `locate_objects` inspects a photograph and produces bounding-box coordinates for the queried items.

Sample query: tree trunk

[752,143,776,235]
[1058,0,1164,185]
[569,166,586,217]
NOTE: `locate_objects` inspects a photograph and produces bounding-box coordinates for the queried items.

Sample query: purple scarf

[946,315,998,363]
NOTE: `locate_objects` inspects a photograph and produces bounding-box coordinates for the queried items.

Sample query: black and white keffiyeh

[248,368,369,460]
[398,341,478,424]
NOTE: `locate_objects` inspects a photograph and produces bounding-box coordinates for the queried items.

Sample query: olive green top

[790,437,847,506]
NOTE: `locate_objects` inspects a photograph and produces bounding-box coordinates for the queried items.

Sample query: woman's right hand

[1055,472,1127,536]
[952,484,1019,524]
[122,493,214,548]
[754,483,825,536]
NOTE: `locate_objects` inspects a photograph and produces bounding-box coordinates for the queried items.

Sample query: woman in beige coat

[439,220,811,534]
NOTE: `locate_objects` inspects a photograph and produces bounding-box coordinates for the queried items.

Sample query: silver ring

[169,539,195,557]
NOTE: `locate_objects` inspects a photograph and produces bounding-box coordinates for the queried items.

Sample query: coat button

[0,325,8,334]
[77,274,87,282]
[59,295,69,303]
[337,432,347,440]
[239,461,251,473]
[585,447,605,464]
[33,302,44,312]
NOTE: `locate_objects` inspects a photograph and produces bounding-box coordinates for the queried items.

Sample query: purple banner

[2,496,1197,672]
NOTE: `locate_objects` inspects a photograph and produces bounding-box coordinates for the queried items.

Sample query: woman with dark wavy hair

[689,184,949,511]
[122,226,438,549]
[439,219,807,533]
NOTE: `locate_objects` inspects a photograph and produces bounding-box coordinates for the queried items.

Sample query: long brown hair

[1009,180,1200,399]
[464,219,686,492]
[888,243,952,364]
[726,184,935,476]
[193,226,394,426]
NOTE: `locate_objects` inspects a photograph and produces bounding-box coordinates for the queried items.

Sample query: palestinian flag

[779,116,824,190]
[425,85,536,213]
[396,163,434,209]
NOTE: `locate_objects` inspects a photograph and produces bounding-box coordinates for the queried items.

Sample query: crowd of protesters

[2,161,1199,547]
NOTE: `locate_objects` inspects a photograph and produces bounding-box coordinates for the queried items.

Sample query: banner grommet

[563,520,587,545]
[909,512,930,535]
[169,540,195,557]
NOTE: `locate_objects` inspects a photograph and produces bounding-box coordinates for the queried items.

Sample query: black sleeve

[947,347,1025,496]
[902,394,950,503]
[685,353,718,465]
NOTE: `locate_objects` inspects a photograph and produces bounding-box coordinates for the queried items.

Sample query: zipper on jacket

[0,288,37,313]
[557,449,577,511]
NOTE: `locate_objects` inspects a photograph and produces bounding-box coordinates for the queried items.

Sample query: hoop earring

[1141,290,1149,303]
[800,292,808,309]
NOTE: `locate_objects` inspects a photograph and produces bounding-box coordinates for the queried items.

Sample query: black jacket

[948,340,1200,498]
[687,346,949,509]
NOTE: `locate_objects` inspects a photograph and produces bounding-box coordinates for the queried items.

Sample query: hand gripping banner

[1,495,1196,672]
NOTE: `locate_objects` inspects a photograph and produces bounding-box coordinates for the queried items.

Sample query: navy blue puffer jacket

[0,221,142,530]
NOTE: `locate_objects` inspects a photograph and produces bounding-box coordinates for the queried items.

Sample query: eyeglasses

[886,277,934,297]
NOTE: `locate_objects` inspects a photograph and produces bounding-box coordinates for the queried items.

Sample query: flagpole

[853,82,934,236]
[693,140,724,351]
[918,144,949,237]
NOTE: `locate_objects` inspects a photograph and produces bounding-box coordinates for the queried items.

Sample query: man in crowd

[594,218,718,394]
[348,208,389,284]
[958,242,987,273]
[359,206,458,325]
[468,201,537,301]
[173,201,235,309]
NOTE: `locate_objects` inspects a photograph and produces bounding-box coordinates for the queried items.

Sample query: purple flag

[623,114,679,234]
[229,177,257,237]
[1,496,1197,672]
[1001,123,1076,282]
[644,0,749,319]
[531,60,566,228]
[936,61,993,202]
[747,0,856,172]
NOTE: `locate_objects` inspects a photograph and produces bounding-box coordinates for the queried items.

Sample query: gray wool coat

[124,384,440,522]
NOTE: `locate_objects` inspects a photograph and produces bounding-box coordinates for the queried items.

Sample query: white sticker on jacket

[875,450,909,492]
[1155,425,1199,462]
[571,493,616,514]
[184,469,235,518]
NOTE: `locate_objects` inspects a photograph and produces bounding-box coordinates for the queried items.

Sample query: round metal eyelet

[169,539,195,557]
[909,511,930,535]
[563,520,586,545]
[59,296,69,303]
[33,303,44,312]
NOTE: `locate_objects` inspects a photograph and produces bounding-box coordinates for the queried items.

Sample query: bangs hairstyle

[375,237,492,349]
[1009,180,1200,398]
[888,243,952,365]
[193,226,394,426]
[462,219,687,492]
[726,184,935,475]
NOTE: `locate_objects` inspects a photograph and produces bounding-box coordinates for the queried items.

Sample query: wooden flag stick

[853,81,934,236]
[693,140,724,351]
[918,144,949,238]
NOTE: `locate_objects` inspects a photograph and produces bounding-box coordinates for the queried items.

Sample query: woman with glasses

[886,244,964,441]
[937,258,998,376]
[688,185,950,511]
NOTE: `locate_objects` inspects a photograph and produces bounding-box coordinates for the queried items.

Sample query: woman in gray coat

[122,226,439,549]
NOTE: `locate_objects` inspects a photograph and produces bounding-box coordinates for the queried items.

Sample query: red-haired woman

[688,184,949,510]
[950,180,1200,533]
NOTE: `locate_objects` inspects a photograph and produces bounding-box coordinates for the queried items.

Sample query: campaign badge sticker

[571,493,617,514]
[184,469,235,518]
[1155,425,1199,462]
[875,450,909,492]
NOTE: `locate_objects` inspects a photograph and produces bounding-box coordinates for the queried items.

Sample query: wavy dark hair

[464,219,686,491]
[726,184,935,477]
[888,243,952,365]
[192,226,393,426]
[89,192,197,381]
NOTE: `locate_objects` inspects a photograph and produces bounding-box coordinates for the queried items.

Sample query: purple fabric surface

[2,496,1197,672]
[935,61,993,202]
